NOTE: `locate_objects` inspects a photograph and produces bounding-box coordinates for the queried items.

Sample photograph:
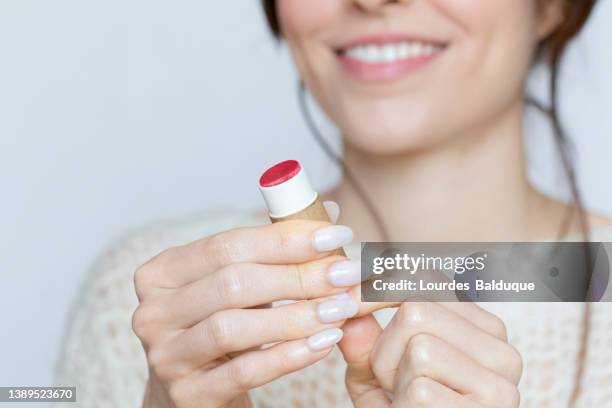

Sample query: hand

[339,302,523,407]
[132,219,358,408]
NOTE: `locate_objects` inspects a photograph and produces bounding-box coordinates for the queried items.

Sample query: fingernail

[327,260,361,287]
[307,328,344,351]
[323,200,340,224]
[312,225,353,252]
[317,297,359,323]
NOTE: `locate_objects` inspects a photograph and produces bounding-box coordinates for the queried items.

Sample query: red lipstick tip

[259,160,302,188]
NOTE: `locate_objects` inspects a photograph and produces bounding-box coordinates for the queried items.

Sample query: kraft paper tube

[259,160,346,257]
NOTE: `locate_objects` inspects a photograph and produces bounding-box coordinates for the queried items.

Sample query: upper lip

[334,33,448,52]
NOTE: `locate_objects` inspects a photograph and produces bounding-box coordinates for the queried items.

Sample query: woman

[56,0,612,407]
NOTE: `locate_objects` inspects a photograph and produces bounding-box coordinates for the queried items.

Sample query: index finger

[140,220,353,288]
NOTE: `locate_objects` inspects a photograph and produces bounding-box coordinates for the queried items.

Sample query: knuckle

[488,314,508,341]
[406,334,434,369]
[228,359,257,391]
[404,376,435,405]
[273,221,314,254]
[291,263,313,298]
[146,346,163,369]
[271,347,294,375]
[275,227,297,254]
[133,264,149,293]
[132,303,161,340]
[134,262,156,295]
[147,347,174,382]
[397,302,429,328]
[216,265,245,307]
[279,303,310,336]
[206,313,235,352]
[206,233,240,266]
[133,248,175,294]
[490,343,523,384]
[167,381,189,407]
[370,335,405,382]
[504,344,524,381]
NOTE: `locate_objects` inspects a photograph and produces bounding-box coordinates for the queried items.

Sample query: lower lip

[338,52,441,82]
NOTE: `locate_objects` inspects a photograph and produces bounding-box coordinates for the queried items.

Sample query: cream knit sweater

[55,211,612,407]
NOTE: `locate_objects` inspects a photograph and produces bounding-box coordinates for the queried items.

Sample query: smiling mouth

[341,41,443,63]
[336,38,447,82]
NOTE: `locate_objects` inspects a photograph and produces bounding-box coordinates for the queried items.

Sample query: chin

[342,126,436,155]
[336,108,443,155]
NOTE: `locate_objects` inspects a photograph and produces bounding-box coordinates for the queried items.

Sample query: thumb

[338,314,389,407]
[323,200,340,223]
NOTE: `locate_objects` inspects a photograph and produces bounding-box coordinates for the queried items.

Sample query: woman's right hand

[132,219,359,408]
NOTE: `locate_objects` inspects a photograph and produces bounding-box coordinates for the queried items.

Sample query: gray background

[1,0,611,395]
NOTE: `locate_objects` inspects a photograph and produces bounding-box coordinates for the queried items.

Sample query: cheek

[440,0,538,39]
[424,0,540,132]
[277,0,345,118]
[277,0,338,38]
[444,0,539,78]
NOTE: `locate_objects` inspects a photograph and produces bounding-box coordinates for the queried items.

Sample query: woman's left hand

[338,301,523,407]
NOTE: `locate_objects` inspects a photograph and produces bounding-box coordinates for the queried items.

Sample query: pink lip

[335,33,446,82]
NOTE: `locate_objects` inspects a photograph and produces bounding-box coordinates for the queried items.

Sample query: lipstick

[259,160,346,256]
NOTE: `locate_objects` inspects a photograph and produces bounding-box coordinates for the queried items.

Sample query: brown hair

[261,1,598,405]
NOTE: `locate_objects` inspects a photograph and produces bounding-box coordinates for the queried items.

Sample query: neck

[330,101,546,242]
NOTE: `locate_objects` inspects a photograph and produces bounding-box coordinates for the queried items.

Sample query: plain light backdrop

[1,0,611,395]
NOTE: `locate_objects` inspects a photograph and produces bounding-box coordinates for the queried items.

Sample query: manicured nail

[308,328,344,351]
[327,260,361,287]
[317,297,359,323]
[313,225,353,252]
[323,200,340,224]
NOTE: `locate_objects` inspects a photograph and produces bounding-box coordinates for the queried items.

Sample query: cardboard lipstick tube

[259,160,346,257]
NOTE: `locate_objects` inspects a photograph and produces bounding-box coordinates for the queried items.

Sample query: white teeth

[365,45,380,62]
[398,43,410,59]
[345,47,363,59]
[382,44,398,62]
[412,43,423,56]
[342,41,441,63]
